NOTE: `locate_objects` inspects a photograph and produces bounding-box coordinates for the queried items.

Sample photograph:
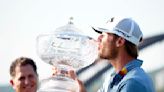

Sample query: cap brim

[92,26,115,34]
[92,27,102,34]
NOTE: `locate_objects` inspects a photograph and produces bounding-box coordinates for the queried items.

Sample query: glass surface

[36,22,98,92]
[38,76,78,92]
[37,23,98,69]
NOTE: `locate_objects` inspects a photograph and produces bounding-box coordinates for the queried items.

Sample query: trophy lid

[53,17,90,40]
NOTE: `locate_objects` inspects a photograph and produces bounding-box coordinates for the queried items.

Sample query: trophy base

[38,75,78,92]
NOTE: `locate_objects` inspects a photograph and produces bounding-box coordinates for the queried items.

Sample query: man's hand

[52,67,87,92]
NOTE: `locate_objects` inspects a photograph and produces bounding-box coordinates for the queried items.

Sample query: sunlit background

[0,0,164,92]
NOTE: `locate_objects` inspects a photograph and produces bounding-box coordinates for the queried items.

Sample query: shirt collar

[110,59,143,88]
[124,59,143,72]
[111,59,143,76]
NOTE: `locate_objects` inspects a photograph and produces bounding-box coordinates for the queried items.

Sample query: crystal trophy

[36,18,98,92]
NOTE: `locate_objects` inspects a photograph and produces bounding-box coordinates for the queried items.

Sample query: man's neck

[110,51,134,73]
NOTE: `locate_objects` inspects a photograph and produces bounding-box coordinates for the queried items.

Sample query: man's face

[10,64,38,92]
[97,32,118,60]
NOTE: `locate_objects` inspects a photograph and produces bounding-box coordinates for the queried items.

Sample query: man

[77,17,155,92]
[94,17,155,92]
[10,57,38,92]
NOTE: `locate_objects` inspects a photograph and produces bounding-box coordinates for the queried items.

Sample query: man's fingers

[52,67,58,76]
[68,70,77,80]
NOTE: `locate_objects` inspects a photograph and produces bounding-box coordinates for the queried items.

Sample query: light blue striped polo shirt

[98,59,155,92]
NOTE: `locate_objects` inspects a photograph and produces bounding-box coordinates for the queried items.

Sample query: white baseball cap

[92,17,143,46]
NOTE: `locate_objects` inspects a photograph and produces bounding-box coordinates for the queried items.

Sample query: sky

[0,0,164,85]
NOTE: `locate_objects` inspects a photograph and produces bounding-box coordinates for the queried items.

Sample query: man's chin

[22,88,36,92]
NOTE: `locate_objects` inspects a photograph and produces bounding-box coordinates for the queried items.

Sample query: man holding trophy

[36,17,155,92]
[76,17,155,92]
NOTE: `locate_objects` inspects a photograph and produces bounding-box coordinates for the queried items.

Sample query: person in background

[10,56,38,92]
[76,17,155,92]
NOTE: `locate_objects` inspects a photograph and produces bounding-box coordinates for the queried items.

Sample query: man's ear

[10,79,14,86]
[10,79,17,90]
[116,37,125,47]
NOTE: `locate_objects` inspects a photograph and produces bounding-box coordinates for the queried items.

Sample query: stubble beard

[99,41,118,60]
[99,47,118,60]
